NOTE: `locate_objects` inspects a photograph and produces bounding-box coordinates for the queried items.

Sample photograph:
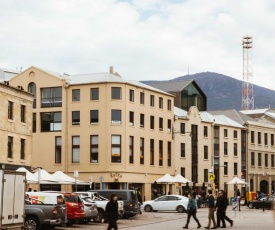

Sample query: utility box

[0,170,26,229]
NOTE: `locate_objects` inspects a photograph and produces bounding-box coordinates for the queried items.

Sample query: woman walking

[103,194,119,230]
[183,193,202,229]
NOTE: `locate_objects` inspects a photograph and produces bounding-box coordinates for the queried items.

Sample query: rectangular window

[167,99,172,111]
[111,135,121,163]
[167,119,171,133]
[159,140,163,166]
[181,167,185,177]
[90,110,99,124]
[32,113,36,133]
[21,105,26,123]
[234,162,238,175]
[150,139,154,165]
[20,139,25,160]
[264,133,268,145]
[72,89,80,101]
[72,111,80,125]
[204,169,208,182]
[265,154,268,167]
[129,89,134,102]
[181,143,185,158]
[203,126,208,137]
[140,92,145,104]
[72,136,80,163]
[234,143,238,156]
[271,154,275,167]
[167,141,171,166]
[251,152,255,166]
[129,136,134,164]
[159,117,163,131]
[111,110,121,124]
[140,138,144,164]
[41,87,62,107]
[224,162,228,175]
[271,134,274,146]
[41,112,62,132]
[180,123,185,134]
[140,114,144,127]
[204,145,208,159]
[234,130,237,138]
[159,97,163,109]
[251,131,255,143]
[129,111,134,126]
[150,116,154,129]
[224,129,228,137]
[258,132,261,144]
[90,135,98,163]
[150,95,154,107]
[224,142,228,155]
[8,101,13,120]
[8,136,13,158]
[55,136,62,164]
[258,153,262,166]
[90,88,99,100]
[111,87,121,100]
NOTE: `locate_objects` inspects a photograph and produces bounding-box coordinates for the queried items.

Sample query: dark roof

[149,80,193,92]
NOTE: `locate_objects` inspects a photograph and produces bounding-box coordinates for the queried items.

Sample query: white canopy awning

[155,174,175,183]
[173,174,192,183]
[16,167,38,184]
[33,169,60,183]
[52,171,87,184]
[227,176,246,185]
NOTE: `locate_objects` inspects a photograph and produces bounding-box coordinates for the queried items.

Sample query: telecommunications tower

[242,36,254,110]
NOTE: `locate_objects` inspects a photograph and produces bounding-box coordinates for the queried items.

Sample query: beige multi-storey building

[9,66,175,200]
[0,81,33,170]
[174,106,244,198]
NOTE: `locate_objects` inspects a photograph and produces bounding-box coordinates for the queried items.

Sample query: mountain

[141,72,275,111]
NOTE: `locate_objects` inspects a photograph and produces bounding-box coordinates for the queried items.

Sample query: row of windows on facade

[7,137,26,160]
[54,135,172,166]
[32,111,173,132]
[29,85,172,110]
[180,162,239,183]
[8,101,26,122]
[250,152,275,168]
[250,131,275,146]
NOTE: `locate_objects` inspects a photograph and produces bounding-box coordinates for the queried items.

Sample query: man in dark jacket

[215,190,227,228]
[104,194,119,230]
[205,190,217,229]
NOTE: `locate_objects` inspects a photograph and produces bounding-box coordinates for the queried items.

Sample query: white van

[26,192,65,205]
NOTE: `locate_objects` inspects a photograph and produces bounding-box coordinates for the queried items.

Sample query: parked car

[25,192,67,230]
[76,192,124,223]
[142,195,188,213]
[90,189,140,218]
[247,196,275,210]
[79,196,98,223]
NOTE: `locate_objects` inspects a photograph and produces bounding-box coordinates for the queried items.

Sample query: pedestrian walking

[204,190,217,229]
[223,191,233,227]
[215,190,226,228]
[183,193,202,229]
[237,189,241,211]
[103,194,119,230]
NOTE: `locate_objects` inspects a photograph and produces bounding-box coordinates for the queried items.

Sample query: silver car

[80,196,98,223]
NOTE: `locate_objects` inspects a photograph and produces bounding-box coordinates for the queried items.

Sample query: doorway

[260,180,268,194]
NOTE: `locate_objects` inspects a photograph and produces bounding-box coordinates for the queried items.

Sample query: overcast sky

[1,0,275,89]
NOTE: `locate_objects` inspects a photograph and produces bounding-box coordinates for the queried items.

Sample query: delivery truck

[0,170,26,229]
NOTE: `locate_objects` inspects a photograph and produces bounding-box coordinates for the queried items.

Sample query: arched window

[28,82,37,108]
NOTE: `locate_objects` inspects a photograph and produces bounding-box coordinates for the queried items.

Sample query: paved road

[56,207,275,230]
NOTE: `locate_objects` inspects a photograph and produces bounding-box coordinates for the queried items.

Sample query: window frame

[8,101,13,120]
[72,136,80,163]
[90,135,99,163]
[90,88,99,100]
[8,136,13,158]
[72,111,80,125]
[111,87,121,100]
[111,109,121,124]
[55,136,62,164]
[20,139,26,160]
[90,110,99,124]
[129,89,134,102]
[21,105,26,123]
[72,89,80,101]
[111,135,121,163]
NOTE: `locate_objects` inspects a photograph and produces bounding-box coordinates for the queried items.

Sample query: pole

[38,168,41,191]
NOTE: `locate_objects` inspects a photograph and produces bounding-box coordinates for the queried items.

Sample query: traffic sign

[209,173,215,181]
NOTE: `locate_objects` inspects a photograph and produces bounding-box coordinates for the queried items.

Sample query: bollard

[263,199,265,212]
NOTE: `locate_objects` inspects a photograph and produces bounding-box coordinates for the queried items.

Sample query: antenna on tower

[242,35,254,110]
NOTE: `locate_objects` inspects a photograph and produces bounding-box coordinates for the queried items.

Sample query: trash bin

[230,197,236,205]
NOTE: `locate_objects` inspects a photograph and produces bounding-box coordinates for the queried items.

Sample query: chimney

[109,66,114,74]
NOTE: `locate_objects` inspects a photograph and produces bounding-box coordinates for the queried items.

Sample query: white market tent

[52,171,88,185]
[155,174,175,183]
[16,167,38,184]
[173,174,192,184]
[227,176,246,185]
[33,169,60,183]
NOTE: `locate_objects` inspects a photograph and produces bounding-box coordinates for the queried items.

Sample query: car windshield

[82,197,94,203]
[156,196,168,201]
[64,195,81,203]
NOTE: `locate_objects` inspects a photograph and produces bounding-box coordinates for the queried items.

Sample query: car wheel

[144,205,153,212]
[248,203,253,209]
[25,216,40,230]
[177,205,185,213]
[93,209,104,223]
